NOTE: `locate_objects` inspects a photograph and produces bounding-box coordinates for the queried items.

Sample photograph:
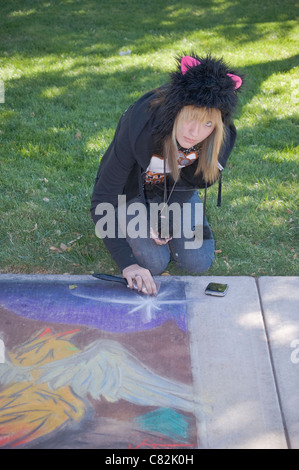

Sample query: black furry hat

[153,53,243,139]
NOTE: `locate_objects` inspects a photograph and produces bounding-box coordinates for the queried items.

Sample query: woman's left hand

[150,227,172,245]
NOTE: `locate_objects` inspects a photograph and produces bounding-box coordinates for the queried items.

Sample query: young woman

[91,54,243,295]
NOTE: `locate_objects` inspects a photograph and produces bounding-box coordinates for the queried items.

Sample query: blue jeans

[125,190,215,275]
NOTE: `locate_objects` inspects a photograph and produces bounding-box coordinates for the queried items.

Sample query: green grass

[0,0,298,276]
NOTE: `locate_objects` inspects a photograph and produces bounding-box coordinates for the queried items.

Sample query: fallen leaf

[49,246,61,252]
[69,285,78,290]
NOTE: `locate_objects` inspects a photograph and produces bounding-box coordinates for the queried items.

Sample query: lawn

[0,0,298,277]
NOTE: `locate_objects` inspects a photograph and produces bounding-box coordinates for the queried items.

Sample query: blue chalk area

[0,279,187,332]
[134,408,192,442]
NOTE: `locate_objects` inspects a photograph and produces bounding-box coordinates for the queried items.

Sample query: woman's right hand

[122,264,157,296]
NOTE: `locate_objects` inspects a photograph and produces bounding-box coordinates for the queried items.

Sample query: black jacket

[91,90,236,270]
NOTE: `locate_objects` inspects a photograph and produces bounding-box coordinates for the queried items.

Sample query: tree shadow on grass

[0,1,298,277]
[0,0,297,59]
[1,53,297,164]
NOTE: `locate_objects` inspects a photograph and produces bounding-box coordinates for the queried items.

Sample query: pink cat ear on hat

[181,55,242,89]
[181,56,201,75]
[227,73,242,90]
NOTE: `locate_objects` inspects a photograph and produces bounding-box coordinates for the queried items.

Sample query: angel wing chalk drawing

[0,328,198,448]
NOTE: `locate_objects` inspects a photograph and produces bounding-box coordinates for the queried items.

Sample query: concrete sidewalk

[0,274,298,449]
[186,275,299,449]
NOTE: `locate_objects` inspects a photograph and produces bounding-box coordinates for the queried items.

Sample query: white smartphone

[205,282,228,297]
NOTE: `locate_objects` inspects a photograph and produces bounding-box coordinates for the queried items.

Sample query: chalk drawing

[0,329,88,448]
[0,340,4,363]
[0,327,197,448]
[0,276,198,449]
[0,279,187,332]
[128,438,195,449]
[134,408,193,442]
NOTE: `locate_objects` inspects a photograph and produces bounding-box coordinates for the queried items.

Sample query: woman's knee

[174,254,214,273]
[171,240,215,274]
[129,239,170,275]
[147,253,170,275]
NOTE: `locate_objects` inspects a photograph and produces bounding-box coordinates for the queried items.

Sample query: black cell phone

[205,282,228,297]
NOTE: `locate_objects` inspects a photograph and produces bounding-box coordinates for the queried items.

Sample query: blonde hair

[164,106,225,183]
